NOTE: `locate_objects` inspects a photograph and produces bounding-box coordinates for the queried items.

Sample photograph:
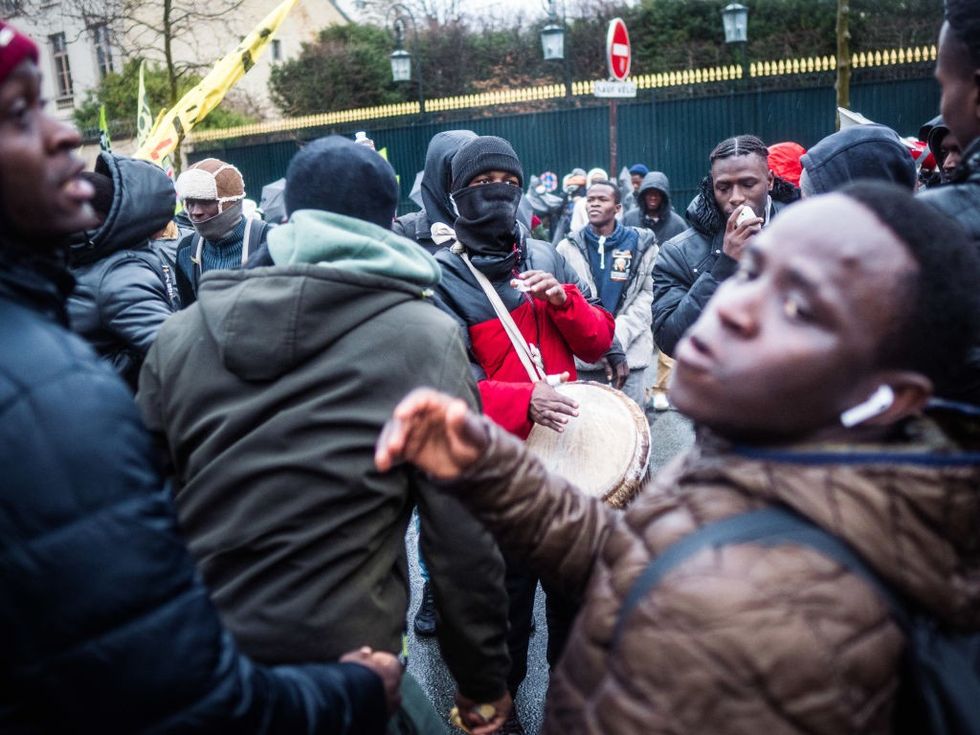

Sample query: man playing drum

[379,182,980,734]
[430,135,618,734]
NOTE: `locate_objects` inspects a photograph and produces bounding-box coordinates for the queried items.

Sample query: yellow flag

[136,60,154,149]
[135,0,299,164]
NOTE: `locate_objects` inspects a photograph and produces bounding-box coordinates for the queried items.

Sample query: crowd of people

[2,0,980,732]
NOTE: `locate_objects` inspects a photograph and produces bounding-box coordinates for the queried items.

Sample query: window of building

[0,0,23,16]
[49,32,74,105]
[271,38,282,62]
[92,24,114,78]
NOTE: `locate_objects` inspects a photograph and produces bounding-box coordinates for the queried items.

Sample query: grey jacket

[68,152,177,388]
[557,226,658,370]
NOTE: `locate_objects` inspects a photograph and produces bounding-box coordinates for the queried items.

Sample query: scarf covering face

[452,183,525,278]
[193,201,244,242]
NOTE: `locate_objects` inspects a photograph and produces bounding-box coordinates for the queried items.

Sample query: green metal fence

[191,74,939,217]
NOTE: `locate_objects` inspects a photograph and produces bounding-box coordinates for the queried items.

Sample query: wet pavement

[404,401,696,734]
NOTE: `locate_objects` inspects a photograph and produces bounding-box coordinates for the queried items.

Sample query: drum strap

[459,250,547,383]
[432,223,551,384]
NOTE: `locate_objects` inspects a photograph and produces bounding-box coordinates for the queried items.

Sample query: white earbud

[840,385,895,428]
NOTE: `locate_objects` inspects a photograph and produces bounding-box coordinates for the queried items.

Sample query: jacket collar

[0,243,75,326]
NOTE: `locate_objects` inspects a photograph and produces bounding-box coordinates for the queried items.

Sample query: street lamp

[541,0,571,97]
[387,4,425,112]
[721,2,749,82]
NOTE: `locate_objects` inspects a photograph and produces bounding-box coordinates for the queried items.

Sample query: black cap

[450,135,524,192]
[285,135,398,228]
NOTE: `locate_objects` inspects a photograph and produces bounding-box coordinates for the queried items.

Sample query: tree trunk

[163,0,182,172]
[835,0,850,129]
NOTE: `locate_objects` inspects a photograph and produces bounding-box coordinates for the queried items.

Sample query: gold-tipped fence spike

[874,50,883,66]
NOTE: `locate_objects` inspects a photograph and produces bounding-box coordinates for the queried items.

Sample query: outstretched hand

[375,389,489,481]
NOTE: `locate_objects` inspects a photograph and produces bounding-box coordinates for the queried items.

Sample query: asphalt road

[404,399,696,734]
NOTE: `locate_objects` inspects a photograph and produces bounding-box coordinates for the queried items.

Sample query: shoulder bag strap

[612,506,905,647]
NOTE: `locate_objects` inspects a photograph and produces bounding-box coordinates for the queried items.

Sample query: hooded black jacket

[622,171,687,244]
[0,246,387,733]
[68,152,178,389]
[652,177,793,356]
[393,130,476,253]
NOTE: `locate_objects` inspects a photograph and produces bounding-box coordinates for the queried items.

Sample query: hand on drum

[529,374,579,432]
[339,647,403,715]
[374,389,489,480]
[513,269,567,306]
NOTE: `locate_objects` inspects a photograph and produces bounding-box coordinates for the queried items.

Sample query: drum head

[526,381,651,508]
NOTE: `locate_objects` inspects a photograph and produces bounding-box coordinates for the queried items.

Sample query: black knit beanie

[285,135,398,228]
[451,136,524,192]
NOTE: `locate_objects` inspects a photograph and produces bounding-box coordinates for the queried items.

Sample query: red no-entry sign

[606,18,631,81]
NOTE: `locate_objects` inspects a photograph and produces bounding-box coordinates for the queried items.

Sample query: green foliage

[74,58,254,135]
[268,0,944,117]
[269,24,406,116]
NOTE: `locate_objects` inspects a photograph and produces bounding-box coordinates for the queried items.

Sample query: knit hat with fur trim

[451,136,524,191]
[175,158,245,211]
[0,21,39,87]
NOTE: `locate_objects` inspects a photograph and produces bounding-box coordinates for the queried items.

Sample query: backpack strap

[612,506,906,647]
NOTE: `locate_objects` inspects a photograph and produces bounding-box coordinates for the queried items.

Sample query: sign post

[597,18,635,176]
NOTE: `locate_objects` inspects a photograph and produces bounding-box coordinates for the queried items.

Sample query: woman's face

[0,60,98,244]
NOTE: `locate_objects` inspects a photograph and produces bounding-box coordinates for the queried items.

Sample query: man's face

[630,174,643,191]
[710,154,773,218]
[185,198,221,223]
[467,170,520,187]
[643,189,664,212]
[936,22,980,151]
[586,183,620,227]
[0,60,97,243]
[669,194,916,441]
[939,131,963,182]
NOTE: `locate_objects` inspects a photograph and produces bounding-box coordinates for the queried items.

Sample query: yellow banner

[136,60,154,149]
[135,0,299,164]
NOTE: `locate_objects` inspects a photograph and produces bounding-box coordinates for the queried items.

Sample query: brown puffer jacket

[456,413,980,734]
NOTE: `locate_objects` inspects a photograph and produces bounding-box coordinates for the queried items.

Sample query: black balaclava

[449,136,525,277]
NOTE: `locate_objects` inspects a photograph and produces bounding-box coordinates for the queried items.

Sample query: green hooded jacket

[138,210,509,701]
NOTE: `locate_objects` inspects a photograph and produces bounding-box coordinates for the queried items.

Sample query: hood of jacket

[635,171,671,218]
[690,407,980,627]
[418,130,477,239]
[70,152,176,266]
[196,209,441,382]
[685,174,799,237]
[800,124,917,195]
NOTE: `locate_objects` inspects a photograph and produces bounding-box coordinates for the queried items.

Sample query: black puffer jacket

[0,246,387,734]
[919,137,980,246]
[68,152,178,389]
[918,137,980,404]
[652,176,794,356]
[622,171,687,244]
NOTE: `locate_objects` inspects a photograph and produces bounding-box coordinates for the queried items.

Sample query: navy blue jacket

[0,248,386,733]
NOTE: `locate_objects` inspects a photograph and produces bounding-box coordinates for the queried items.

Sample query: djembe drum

[525,381,651,508]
